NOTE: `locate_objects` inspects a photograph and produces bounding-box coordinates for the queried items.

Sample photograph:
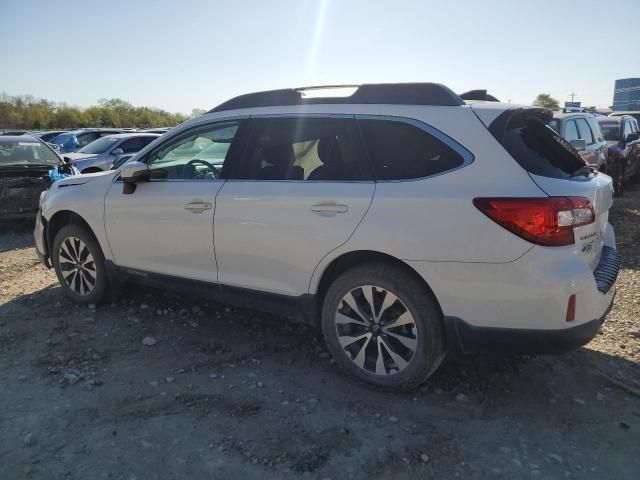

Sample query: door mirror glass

[121,161,150,183]
[626,132,639,143]
[569,138,586,152]
[111,148,124,156]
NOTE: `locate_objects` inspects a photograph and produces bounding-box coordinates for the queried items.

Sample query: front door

[104,119,244,282]
[214,116,375,296]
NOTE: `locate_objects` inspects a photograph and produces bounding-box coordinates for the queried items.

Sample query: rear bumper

[445,288,614,354]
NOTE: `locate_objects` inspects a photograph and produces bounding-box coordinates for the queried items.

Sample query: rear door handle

[311,203,348,217]
[184,201,212,213]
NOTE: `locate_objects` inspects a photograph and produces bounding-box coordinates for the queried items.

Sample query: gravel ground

[0,185,639,480]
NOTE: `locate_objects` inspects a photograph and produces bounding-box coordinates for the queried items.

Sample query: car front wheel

[52,224,108,304]
[321,263,445,390]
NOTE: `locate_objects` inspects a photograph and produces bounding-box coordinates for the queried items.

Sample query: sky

[1,0,639,114]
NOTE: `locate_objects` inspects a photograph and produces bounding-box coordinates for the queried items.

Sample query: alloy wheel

[334,285,418,376]
[58,236,97,296]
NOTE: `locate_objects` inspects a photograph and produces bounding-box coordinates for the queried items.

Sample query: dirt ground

[1,187,639,480]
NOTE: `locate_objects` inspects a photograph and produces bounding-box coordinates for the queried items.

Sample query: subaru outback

[34,83,620,389]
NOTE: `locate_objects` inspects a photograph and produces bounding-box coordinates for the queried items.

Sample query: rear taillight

[473,197,595,247]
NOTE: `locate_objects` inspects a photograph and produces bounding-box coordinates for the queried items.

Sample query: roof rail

[208,83,464,113]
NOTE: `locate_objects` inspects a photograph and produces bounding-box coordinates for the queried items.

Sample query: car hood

[54,169,114,187]
[63,153,98,162]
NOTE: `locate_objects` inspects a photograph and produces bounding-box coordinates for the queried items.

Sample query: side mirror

[569,139,586,152]
[625,132,639,143]
[121,161,149,194]
[111,147,124,156]
[121,161,149,184]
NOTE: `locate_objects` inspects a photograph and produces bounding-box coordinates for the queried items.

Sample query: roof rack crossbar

[208,83,464,113]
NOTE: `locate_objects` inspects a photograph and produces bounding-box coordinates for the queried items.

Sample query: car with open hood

[0,135,77,220]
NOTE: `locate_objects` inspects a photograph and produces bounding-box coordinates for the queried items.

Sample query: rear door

[213,115,375,296]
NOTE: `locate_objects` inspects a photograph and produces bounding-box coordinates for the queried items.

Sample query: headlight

[39,190,48,208]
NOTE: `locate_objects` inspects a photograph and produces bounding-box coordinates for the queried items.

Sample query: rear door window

[120,137,154,153]
[230,117,369,181]
[563,120,579,142]
[575,118,594,145]
[357,119,465,180]
[587,117,604,143]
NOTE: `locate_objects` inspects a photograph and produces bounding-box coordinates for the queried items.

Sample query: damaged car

[0,136,77,220]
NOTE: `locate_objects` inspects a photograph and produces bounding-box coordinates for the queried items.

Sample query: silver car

[64,133,160,173]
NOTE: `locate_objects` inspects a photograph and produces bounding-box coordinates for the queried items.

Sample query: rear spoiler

[460,89,500,102]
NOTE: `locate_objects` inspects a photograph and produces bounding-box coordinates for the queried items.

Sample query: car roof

[552,112,595,120]
[609,111,640,116]
[0,135,43,143]
[101,133,162,139]
[597,116,622,123]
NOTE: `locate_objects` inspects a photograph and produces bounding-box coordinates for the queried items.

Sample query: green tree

[533,93,560,111]
[0,92,186,129]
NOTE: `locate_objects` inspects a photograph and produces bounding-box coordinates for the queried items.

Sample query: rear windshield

[492,111,586,179]
[0,139,59,165]
[598,123,620,141]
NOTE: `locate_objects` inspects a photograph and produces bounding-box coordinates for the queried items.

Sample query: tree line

[0,92,191,130]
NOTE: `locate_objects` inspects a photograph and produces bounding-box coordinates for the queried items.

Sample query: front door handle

[184,201,212,213]
[311,203,348,217]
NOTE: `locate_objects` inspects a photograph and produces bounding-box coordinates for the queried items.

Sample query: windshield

[0,138,59,166]
[598,123,620,141]
[77,136,119,154]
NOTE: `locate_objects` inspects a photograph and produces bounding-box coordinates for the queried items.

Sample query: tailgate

[529,172,614,270]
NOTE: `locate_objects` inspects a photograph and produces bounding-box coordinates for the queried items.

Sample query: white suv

[34,83,620,389]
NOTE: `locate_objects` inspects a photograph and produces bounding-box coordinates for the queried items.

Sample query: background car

[48,128,126,153]
[596,115,640,195]
[609,110,640,124]
[549,113,607,171]
[0,130,27,136]
[64,133,161,173]
[28,130,69,142]
[0,135,76,219]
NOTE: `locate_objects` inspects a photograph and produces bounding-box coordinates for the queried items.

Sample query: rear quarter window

[357,119,465,180]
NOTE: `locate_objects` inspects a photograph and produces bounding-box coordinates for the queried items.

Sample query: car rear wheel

[52,224,108,304]
[321,263,445,390]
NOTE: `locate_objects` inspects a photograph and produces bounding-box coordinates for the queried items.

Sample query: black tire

[321,263,446,390]
[52,224,108,304]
